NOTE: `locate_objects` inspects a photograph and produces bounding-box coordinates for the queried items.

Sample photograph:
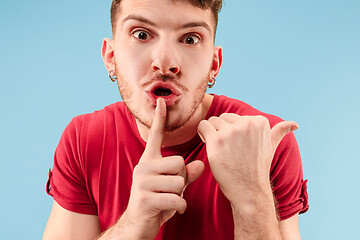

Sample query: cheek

[183,50,213,77]
[115,43,152,78]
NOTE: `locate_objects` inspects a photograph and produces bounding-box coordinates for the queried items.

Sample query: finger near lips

[143,97,166,160]
[133,97,193,216]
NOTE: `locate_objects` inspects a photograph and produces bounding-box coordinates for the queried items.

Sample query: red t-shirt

[47,94,309,239]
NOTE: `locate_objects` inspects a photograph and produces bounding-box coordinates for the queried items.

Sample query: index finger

[143,97,167,159]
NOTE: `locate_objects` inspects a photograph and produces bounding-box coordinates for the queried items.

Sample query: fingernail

[290,126,298,131]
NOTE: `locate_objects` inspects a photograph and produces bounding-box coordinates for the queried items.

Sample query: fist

[197,113,298,203]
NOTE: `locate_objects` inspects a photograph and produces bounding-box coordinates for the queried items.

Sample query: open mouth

[154,87,173,97]
[145,81,181,106]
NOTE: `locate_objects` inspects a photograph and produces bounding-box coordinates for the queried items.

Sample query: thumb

[185,160,205,186]
[270,121,298,151]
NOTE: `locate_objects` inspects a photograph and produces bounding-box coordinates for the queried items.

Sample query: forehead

[117,0,215,34]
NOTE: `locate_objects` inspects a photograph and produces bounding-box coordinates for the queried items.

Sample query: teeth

[155,88,172,96]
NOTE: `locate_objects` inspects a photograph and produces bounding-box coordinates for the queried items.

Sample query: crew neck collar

[128,94,220,153]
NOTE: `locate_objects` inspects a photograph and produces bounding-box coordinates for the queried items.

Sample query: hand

[197,113,298,204]
[123,98,204,239]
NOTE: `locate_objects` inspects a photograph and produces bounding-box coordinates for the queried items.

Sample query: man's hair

[110,0,223,36]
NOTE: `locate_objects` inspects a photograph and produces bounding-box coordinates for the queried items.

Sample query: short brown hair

[110,0,223,36]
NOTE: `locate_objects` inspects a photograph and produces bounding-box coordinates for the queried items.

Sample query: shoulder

[68,101,130,130]
[72,101,127,125]
[211,94,284,128]
[62,101,131,141]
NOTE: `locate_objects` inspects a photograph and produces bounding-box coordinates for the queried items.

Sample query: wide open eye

[132,30,152,41]
[182,34,201,45]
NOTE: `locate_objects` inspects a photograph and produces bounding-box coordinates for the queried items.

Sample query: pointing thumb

[270,121,299,151]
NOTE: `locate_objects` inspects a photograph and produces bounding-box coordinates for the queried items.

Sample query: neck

[136,94,213,147]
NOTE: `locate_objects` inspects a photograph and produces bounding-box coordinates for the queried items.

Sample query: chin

[163,105,196,132]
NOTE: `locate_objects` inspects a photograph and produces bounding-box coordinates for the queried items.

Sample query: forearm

[97,211,149,240]
[231,185,282,240]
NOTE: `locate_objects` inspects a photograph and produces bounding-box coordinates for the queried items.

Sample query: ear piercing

[208,77,216,88]
[109,70,117,82]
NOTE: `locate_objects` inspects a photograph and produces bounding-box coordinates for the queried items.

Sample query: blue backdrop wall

[1,0,359,239]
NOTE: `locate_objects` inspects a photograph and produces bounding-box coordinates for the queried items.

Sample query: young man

[43,0,308,239]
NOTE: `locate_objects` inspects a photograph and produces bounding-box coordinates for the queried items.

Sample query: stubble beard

[116,69,210,133]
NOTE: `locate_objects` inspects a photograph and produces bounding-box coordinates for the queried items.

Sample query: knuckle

[209,116,218,120]
[133,164,143,175]
[132,175,149,190]
[228,123,246,136]
[164,195,185,210]
[254,115,269,126]
[159,194,175,209]
[137,192,152,206]
[173,156,185,168]
[255,115,267,121]
[213,134,226,145]
[239,115,268,130]
[174,155,185,162]
[198,119,207,128]
[175,176,186,188]
[208,116,218,123]
[220,112,236,119]
[133,162,150,175]
[239,116,251,127]
[218,113,227,119]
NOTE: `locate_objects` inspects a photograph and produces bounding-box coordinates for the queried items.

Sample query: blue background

[1,0,359,239]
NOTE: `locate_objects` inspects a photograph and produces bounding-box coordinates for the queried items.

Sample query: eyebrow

[178,21,211,33]
[122,14,212,34]
[122,15,156,27]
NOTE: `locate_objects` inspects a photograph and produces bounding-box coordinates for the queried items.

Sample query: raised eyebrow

[178,21,211,34]
[122,15,211,34]
[121,14,157,27]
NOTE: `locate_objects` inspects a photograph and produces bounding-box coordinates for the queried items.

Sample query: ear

[210,46,223,79]
[101,38,115,72]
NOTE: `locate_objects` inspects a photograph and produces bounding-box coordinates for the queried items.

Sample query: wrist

[117,210,155,240]
[99,210,151,240]
[229,180,275,208]
[230,186,281,239]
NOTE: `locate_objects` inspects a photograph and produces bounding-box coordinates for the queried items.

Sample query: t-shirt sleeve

[46,117,97,215]
[270,130,309,220]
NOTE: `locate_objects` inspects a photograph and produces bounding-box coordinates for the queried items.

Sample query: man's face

[109,0,221,131]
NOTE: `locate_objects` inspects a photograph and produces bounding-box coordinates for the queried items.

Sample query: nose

[151,41,180,75]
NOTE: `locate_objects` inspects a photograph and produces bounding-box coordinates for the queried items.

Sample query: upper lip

[145,81,181,96]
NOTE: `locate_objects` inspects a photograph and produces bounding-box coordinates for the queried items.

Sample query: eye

[132,30,152,41]
[182,34,201,45]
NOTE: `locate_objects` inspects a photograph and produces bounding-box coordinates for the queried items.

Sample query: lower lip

[146,92,180,106]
